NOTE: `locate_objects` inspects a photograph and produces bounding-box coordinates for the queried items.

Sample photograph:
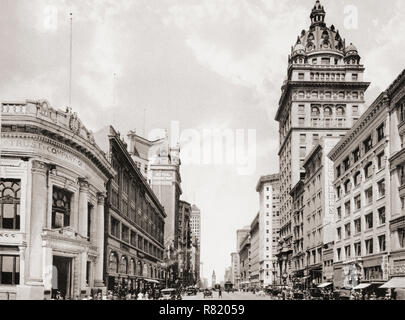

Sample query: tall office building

[274,0,369,284]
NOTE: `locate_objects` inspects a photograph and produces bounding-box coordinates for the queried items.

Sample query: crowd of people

[52,287,165,300]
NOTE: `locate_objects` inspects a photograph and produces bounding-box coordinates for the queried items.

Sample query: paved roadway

[182,291,273,300]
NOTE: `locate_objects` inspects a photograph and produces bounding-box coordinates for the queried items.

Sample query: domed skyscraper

[274,1,371,287]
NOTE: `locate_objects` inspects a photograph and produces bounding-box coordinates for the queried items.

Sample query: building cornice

[328,92,389,161]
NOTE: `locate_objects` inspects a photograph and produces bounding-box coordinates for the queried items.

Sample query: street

[182,291,273,301]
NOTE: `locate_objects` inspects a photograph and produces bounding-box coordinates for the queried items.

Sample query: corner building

[0,101,114,300]
[275,0,370,284]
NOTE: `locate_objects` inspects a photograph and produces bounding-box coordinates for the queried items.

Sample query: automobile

[159,288,177,300]
[256,290,266,297]
[203,289,213,298]
[199,288,205,293]
[187,288,197,296]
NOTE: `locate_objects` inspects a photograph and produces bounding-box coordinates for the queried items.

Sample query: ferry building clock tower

[274,1,370,284]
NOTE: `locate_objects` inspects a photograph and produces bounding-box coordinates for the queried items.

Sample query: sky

[1,0,404,282]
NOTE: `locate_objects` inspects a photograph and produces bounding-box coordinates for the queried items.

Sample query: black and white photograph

[0,0,404,309]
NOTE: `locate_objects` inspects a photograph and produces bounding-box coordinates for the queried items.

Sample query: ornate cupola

[344,43,361,64]
[310,0,326,28]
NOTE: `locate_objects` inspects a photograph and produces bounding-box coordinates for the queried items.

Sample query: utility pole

[68,12,73,108]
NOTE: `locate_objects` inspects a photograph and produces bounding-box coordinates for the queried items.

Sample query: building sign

[1,137,84,169]
[153,172,173,181]
[389,263,405,276]
[382,255,389,280]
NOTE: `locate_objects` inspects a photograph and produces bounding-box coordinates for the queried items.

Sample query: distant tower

[211,270,216,288]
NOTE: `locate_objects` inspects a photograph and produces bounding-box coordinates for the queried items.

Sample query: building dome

[345,43,358,55]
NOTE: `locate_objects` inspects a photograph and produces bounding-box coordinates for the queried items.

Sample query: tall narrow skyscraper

[274,0,370,284]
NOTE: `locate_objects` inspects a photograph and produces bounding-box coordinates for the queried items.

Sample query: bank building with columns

[0,100,114,300]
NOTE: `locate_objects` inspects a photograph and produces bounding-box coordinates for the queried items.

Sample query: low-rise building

[238,232,250,291]
[0,101,114,300]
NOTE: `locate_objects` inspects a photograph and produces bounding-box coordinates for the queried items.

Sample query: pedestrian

[218,288,222,299]
[137,291,144,300]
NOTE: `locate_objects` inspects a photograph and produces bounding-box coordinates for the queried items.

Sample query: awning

[380,277,405,289]
[317,282,333,288]
[145,279,159,284]
[353,283,372,290]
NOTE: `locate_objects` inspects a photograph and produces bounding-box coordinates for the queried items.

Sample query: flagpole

[69,12,73,108]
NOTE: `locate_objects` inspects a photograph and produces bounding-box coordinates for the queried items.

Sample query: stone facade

[0,100,114,300]
[274,0,369,285]
[94,126,166,293]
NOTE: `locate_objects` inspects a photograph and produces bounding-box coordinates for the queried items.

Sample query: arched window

[311,106,320,117]
[109,252,118,274]
[52,187,72,229]
[336,106,345,116]
[120,256,128,274]
[324,107,332,117]
[312,91,318,99]
[0,179,21,230]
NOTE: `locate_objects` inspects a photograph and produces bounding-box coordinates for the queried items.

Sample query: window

[312,58,317,65]
[336,106,345,116]
[0,179,21,230]
[377,123,385,142]
[365,187,373,205]
[337,248,341,261]
[0,255,20,285]
[337,227,342,240]
[378,235,386,252]
[365,239,373,254]
[52,187,72,229]
[365,213,373,229]
[399,228,405,248]
[377,152,385,170]
[299,118,305,126]
[345,201,351,216]
[364,162,373,179]
[311,106,320,117]
[378,207,386,225]
[352,106,359,115]
[131,231,137,246]
[355,195,361,210]
[345,245,351,259]
[354,171,361,186]
[343,157,350,171]
[352,148,360,163]
[354,218,361,233]
[313,134,319,146]
[336,186,342,199]
[298,105,305,113]
[300,134,306,143]
[109,252,118,274]
[364,136,373,153]
[111,217,120,238]
[321,58,330,65]
[300,146,306,158]
[352,74,358,81]
[354,242,361,257]
[122,225,129,243]
[337,207,342,220]
[298,73,305,80]
[324,107,332,117]
[336,165,341,178]
[345,223,351,238]
[378,180,385,197]
[344,180,351,194]
[87,203,93,241]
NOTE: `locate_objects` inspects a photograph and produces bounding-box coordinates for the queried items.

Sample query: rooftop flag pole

[69,12,73,108]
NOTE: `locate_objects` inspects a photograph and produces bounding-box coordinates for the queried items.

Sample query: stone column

[78,179,89,239]
[94,193,106,288]
[27,160,48,299]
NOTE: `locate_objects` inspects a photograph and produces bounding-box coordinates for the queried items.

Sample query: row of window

[295,90,360,100]
[111,217,163,260]
[336,235,387,260]
[337,207,386,239]
[336,123,386,178]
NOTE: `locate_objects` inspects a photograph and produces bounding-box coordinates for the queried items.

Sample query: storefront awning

[380,277,405,289]
[317,282,333,288]
[353,283,372,290]
[145,279,160,284]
